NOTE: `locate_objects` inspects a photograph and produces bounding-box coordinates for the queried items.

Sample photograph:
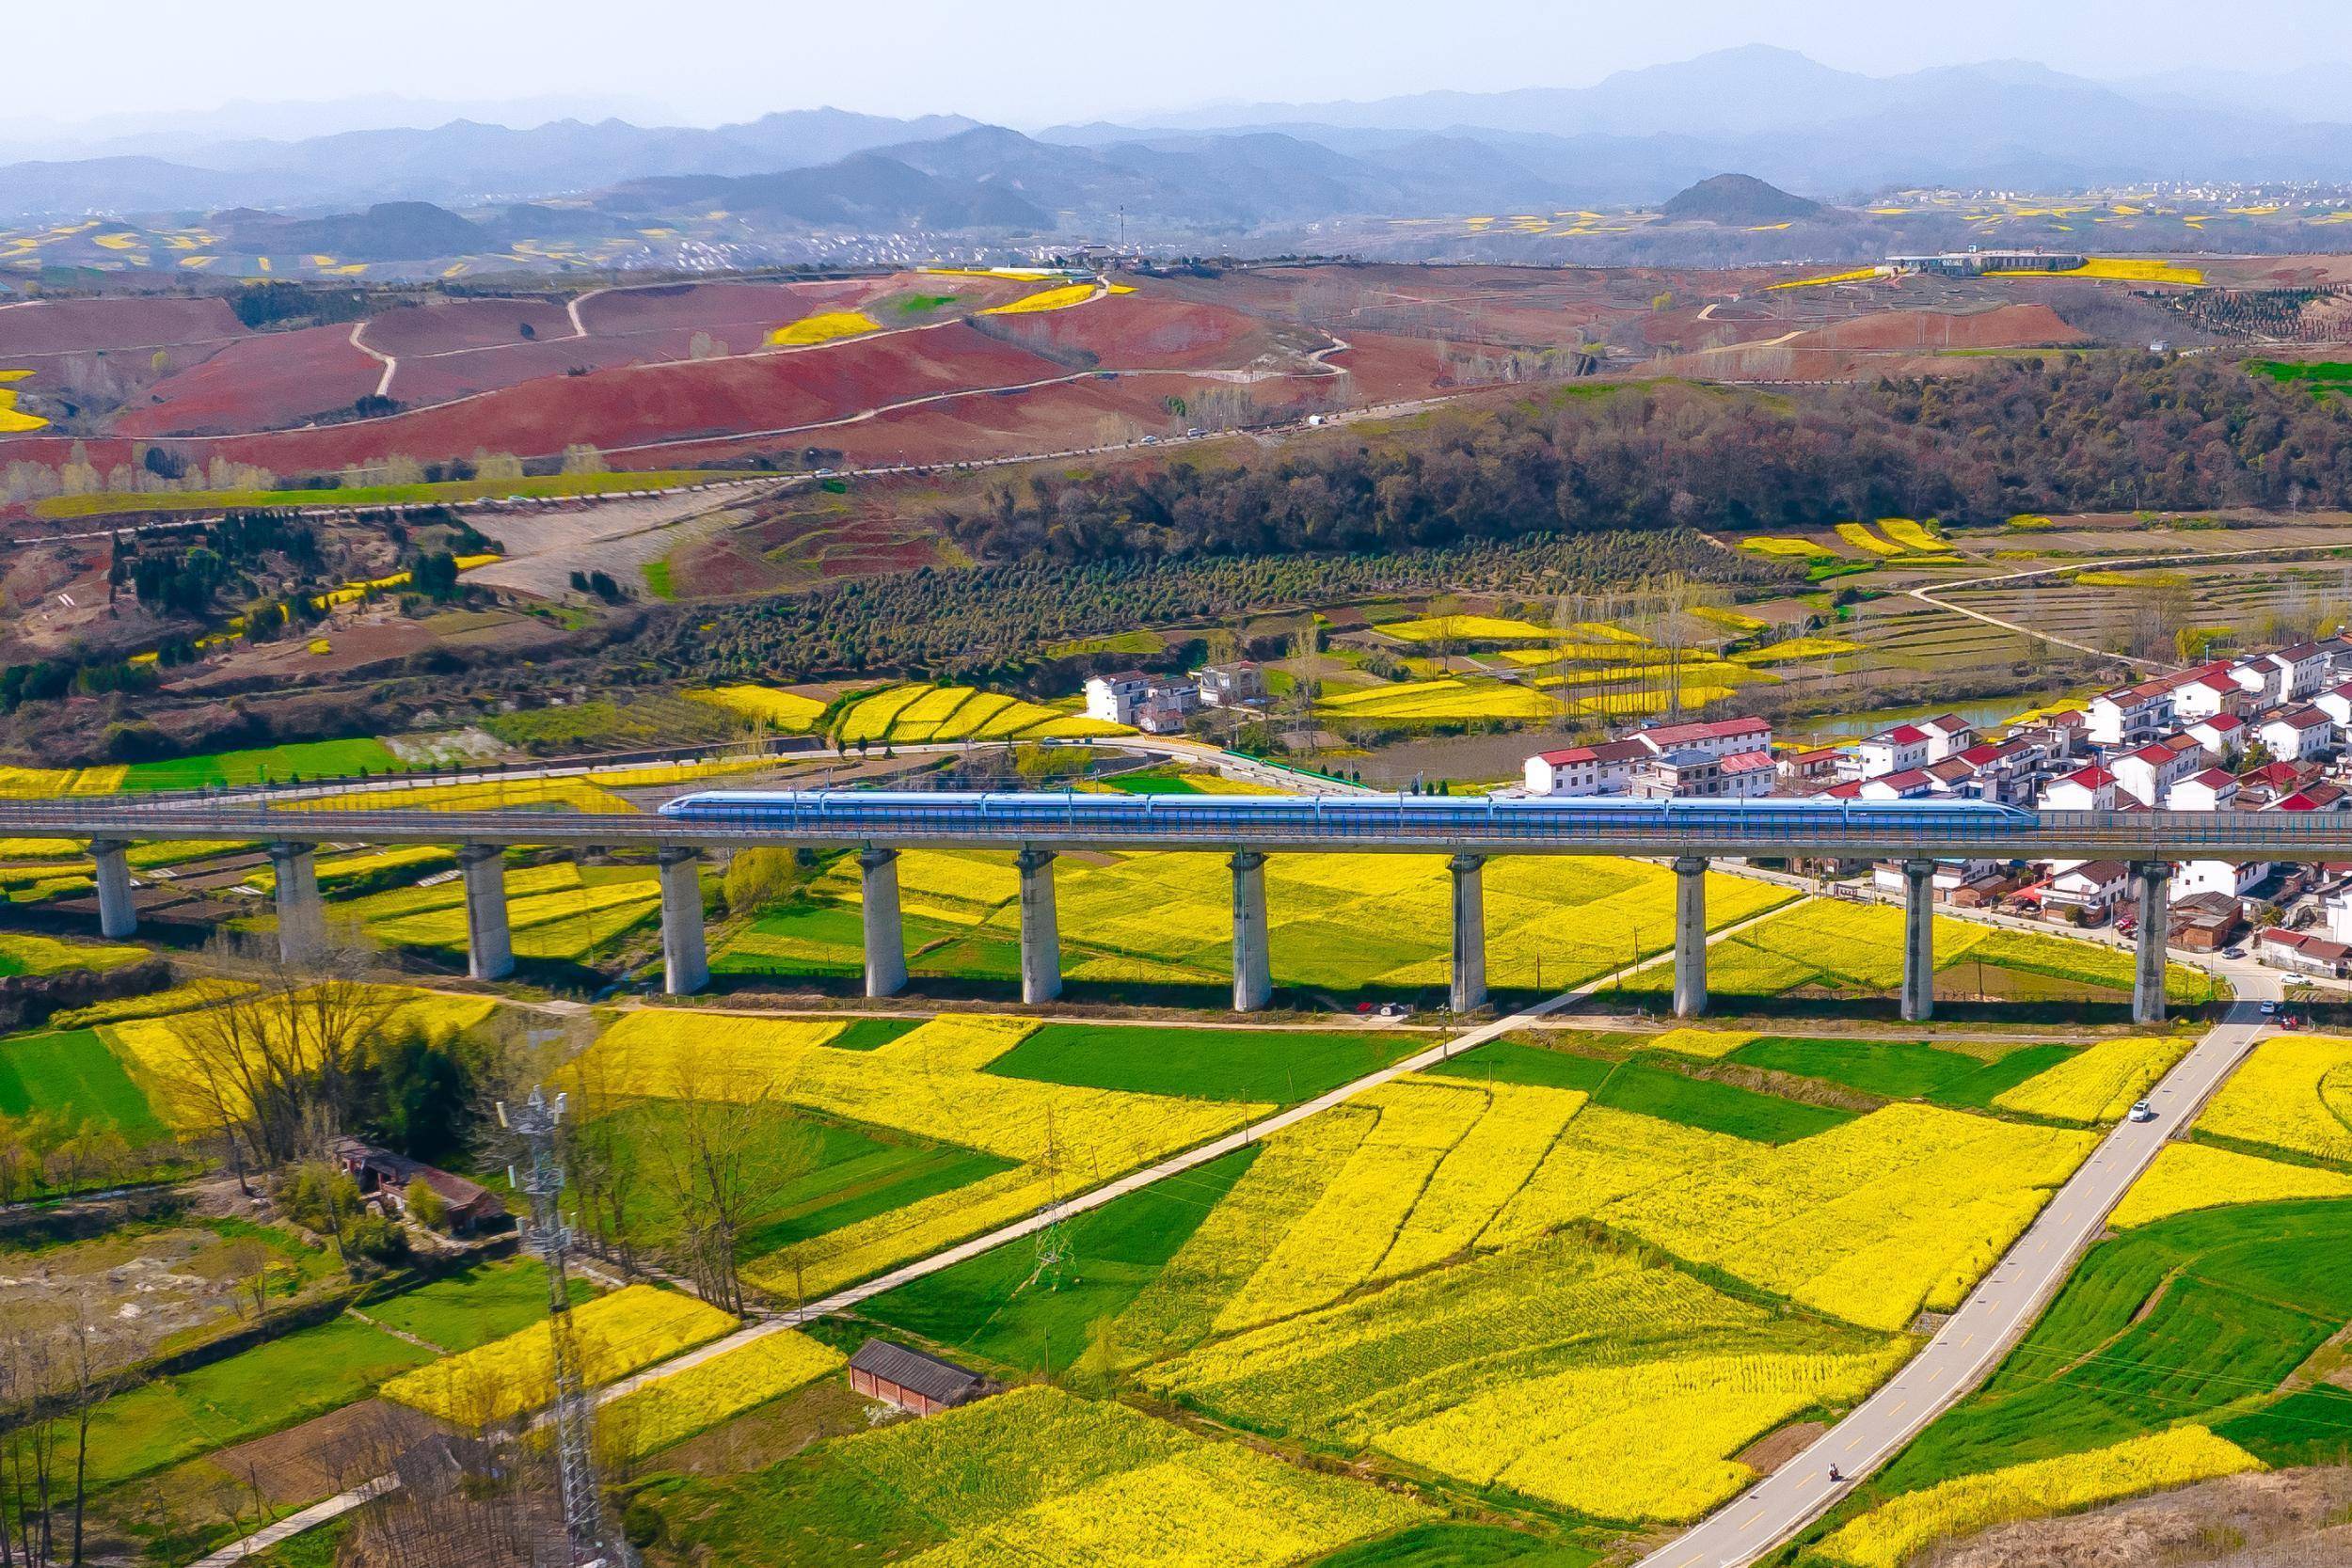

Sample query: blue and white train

[656,789,2039,839]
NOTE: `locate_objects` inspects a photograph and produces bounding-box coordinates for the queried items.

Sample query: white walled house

[2315,681,2352,729]
[1855,724,1931,780]
[1524,738,1651,797]
[2259,706,2337,763]
[2167,668,2242,724]
[1629,716,1773,762]
[2043,859,2130,919]
[2088,681,2174,747]
[2280,641,2334,701]
[2166,768,2240,812]
[1720,750,1778,799]
[2111,739,2208,808]
[1857,768,1935,801]
[2042,766,2118,813]
[2176,857,2268,904]
[1919,714,1976,763]
[2188,713,2248,761]
[1084,671,1155,726]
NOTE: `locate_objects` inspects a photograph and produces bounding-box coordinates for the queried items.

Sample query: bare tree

[169,937,396,1171]
[647,1063,814,1313]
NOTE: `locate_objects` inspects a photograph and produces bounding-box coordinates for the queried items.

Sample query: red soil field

[187,321,1068,470]
[113,324,385,437]
[577,277,886,337]
[358,297,572,356]
[1804,304,2084,351]
[980,293,1281,371]
[0,296,246,359]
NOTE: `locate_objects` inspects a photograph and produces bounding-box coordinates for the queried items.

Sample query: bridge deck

[1,795,2345,860]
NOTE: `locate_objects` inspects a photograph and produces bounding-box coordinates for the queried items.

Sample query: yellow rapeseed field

[978,283,1099,315]
[570,1011,1266,1297]
[110,987,499,1130]
[0,765,131,798]
[595,1329,842,1460]
[1375,614,1566,643]
[1835,521,1906,557]
[833,682,1128,744]
[2109,1143,2352,1229]
[2196,1035,2352,1165]
[1986,257,2205,285]
[1763,268,1885,291]
[0,370,48,435]
[1817,1427,2260,1568]
[690,685,827,731]
[1379,1345,1909,1521]
[1645,1028,1757,1060]
[766,309,882,346]
[384,1285,738,1428]
[293,777,635,814]
[1877,517,1945,551]
[1739,535,1833,558]
[831,1386,1429,1568]
[1597,1104,2096,1330]
[1992,1036,2190,1125]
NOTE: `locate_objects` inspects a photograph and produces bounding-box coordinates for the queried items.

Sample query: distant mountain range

[11,47,2352,234]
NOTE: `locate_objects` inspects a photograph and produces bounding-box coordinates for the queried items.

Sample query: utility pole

[502,1086,627,1568]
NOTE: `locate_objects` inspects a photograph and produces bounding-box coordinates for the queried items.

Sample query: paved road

[183,895,1798,1562]
[1634,961,2280,1568]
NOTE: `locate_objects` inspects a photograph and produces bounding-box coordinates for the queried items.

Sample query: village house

[1629,716,1774,761]
[1853,723,1932,780]
[2165,768,2240,812]
[1193,662,1266,708]
[847,1338,991,1417]
[2087,680,2174,748]
[1522,737,1652,797]
[2260,927,2352,979]
[1775,746,1848,791]
[2258,705,2336,764]
[2187,712,2248,761]
[331,1139,504,1235]
[1918,714,1977,762]
[2166,666,2243,724]
[2041,860,2130,922]
[2041,765,2118,813]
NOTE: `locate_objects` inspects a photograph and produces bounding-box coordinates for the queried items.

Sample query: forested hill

[944,358,2352,562]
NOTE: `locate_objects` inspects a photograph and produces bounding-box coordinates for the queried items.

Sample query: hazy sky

[20,0,2352,131]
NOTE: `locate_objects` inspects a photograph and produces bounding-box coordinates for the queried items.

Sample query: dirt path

[348,321,396,400]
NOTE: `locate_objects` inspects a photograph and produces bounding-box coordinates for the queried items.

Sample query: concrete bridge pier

[1449,853,1487,1014]
[458,845,514,981]
[1231,849,1272,1013]
[89,839,136,940]
[860,847,908,999]
[1901,858,1937,1022]
[1672,855,1708,1019]
[267,843,326,966]
[657,847,708,996]
[1016,847,1061,1005]
[2133,860,2171,1026]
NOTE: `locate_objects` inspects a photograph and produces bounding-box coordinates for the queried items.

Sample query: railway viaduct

[10,790,2330,1024]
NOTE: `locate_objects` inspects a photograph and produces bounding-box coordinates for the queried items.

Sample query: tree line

[938,356,2352,562]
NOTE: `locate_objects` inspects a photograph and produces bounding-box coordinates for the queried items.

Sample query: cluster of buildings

[1521,634,2352,973]
[1084,663,1267,734]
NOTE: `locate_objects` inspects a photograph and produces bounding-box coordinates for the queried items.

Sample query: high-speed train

[655,789,2040,835]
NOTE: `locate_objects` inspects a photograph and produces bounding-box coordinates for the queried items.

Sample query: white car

[2128,1101,2156,1123]
[2261,1001,2281,1016]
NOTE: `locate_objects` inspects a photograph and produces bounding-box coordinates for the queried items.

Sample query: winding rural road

[1634,959,2280,1568]
[185,892,1800,1564]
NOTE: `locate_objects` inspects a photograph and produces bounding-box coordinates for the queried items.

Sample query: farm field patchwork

[381,1283,737,1427]
[642,1384,1432,1568]
[1869,1200,2352,1492]
[596,1329,844,1462]
[2196,1034,2352,1164]
[564,1010,1268,1297]
[120,736,401,789]
[0,1026,171,1139]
